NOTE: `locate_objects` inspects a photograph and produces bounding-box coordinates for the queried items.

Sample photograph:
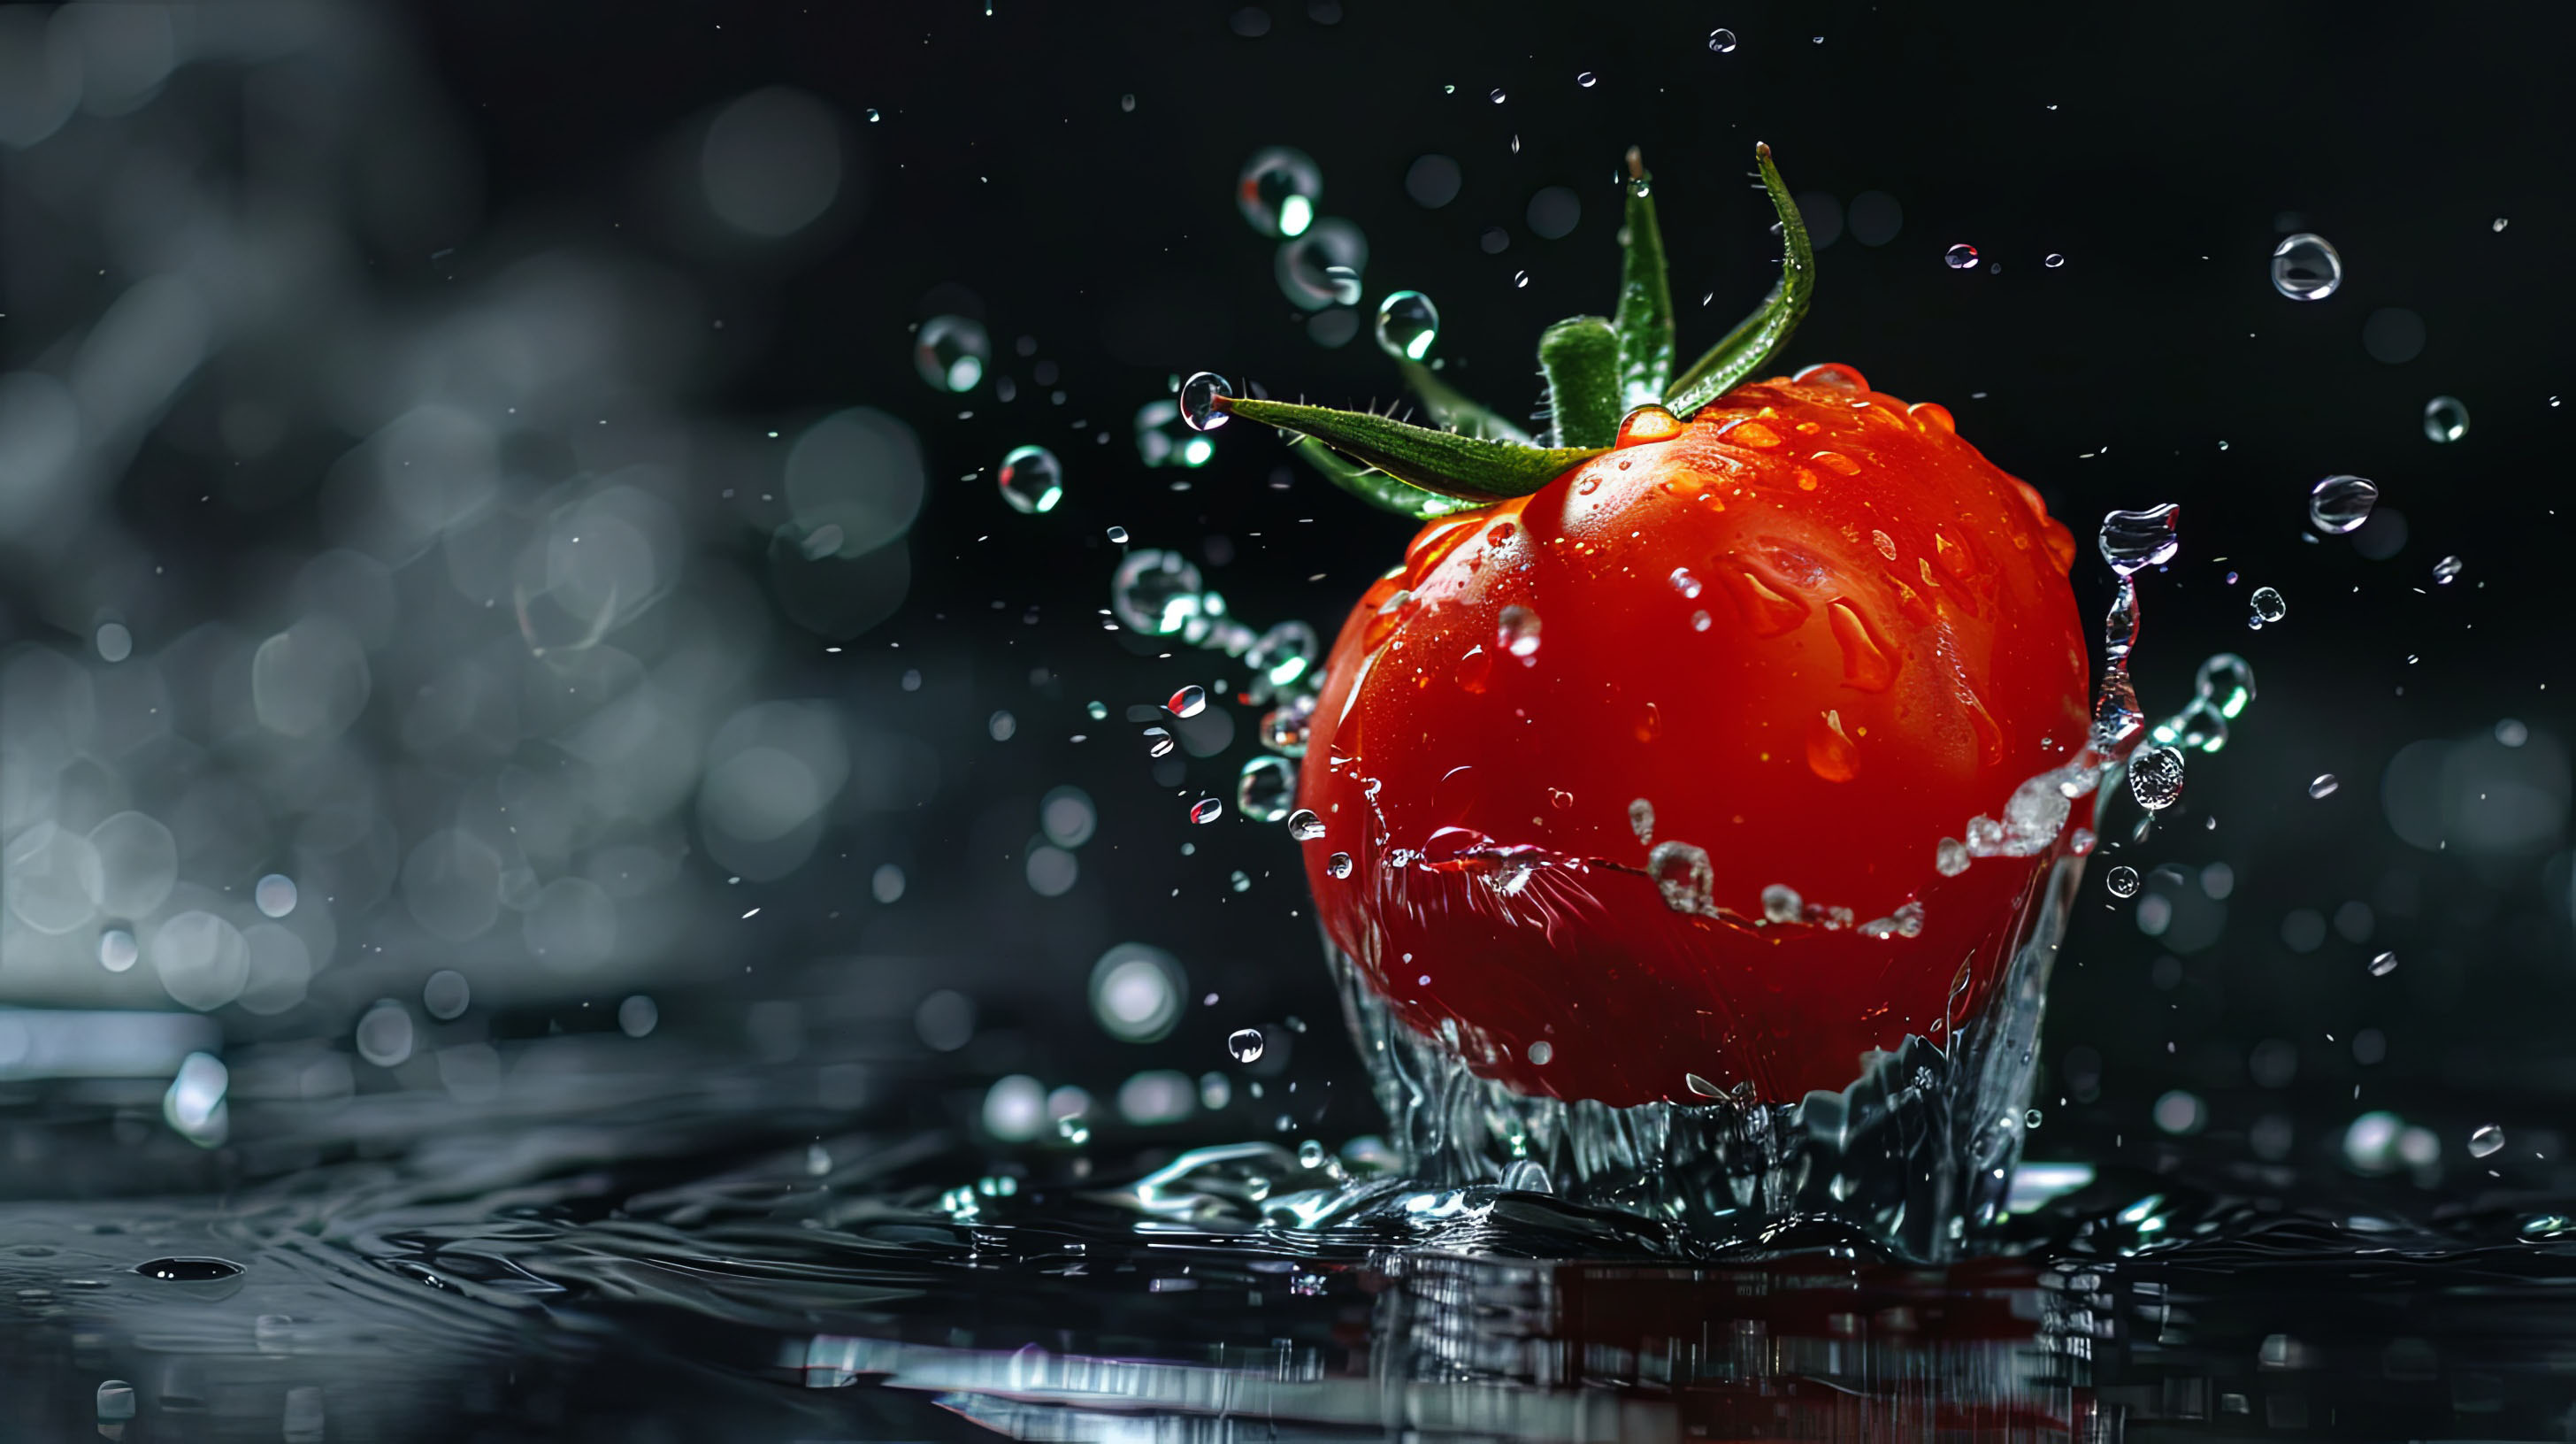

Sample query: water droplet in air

[2025,1107,2044,1127]
[1944,243,1979,269]
[996,445,1063,514]
[1320,265,1362,305]
[1707,27,1737,51]
[1498,604,1541,660]
[1512,269,1530,289]
[2422,396,2469,443]
[1179,373,1233,431]
[1056,1114,1091,1146]
[1489,88,1506,103]
[914,315,990,392]
[1246,620,1319,687]
[2128,746,2186,810]
[2247,586,2287,628]
[1085,700,1108,720]
[1228,1027,1266,1062]
[98,927,138,972]
[2098,503,2181,575]
[2105,865,2140,897]
[1111,549,1207,635]
[1236,146,1322,238]
[1188,797,1223,825]
[2044,253,2066,268]
[2308,773,2339,799]
[1298,1139,1327,1168]
[1668,567,1702,599]
[2270,233,2343,300]
[2432,555,2464,585]
[1167,685,1208,718]
[2470,1125,2505,1158]
[1236,756,1297,823]
[1936,837,1969,877]
[254,873,297,918]
[1135,399,1216,468]
[1286,809,1326,841]
[1143,726,1175,758]
[1374,290,1441,360]
[2369,950,2399,976]
[1277,219,1369,310]
[2308,475,2378,534]
[1325,851,1353,879]
[1576,72,1597,88]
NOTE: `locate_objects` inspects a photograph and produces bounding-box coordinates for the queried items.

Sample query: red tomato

[1292,364,2089,1108]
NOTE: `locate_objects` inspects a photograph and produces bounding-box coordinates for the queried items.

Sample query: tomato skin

[1292,365,2090,1108]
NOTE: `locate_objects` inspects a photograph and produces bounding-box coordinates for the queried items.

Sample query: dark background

[4,0,2572,1198]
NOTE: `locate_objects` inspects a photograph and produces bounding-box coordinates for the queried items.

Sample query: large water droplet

[996,445,1063,514]
[1110,549,1206,635]
[1647,841,1715,917]
[1179,373,1233,431]
[1325,851,1353,879]
[914,315,990,393]
[1707,27,1737,51]
[1236,756,1297,823]
[2423,396,2469,443]
[1228,1027,1266,1063]
[1286,809,1326,841]
[2128,745,2187,810]
[2270,233,2343,300]
[1237,146,1322,238]
[1188,797,1223,825]
[1497,604,1541,661]
[2309,773,2339,799]
[2105,864,2140,897]
[2098,504,2181,576]
[2432,555,2464,585]
[1944,242,1979,270]
[2308,475,2378,534]
[1374,290,1440,361]
[2469,1124,2505,1159]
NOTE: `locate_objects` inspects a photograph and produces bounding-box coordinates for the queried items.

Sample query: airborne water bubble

[1285,809,1326,841]
[2098,503,2181,575]
[2128,745,2187,810]
[995,445,1063,514]
[2422,396,2469,443]
[1707,27,1737,51]
[1143,726,1175,758]
[2432,555,2463,585]
[1166,684,1208,718]
[1228,1027,1265,1063]
[2271,233,2342,300]
[913,315,990,393]
[1373,290,1440,361]
[2470,1125,2505,1159]
[1110,549,1206,635]
[1944,242,1978,269]
[1235,146,1322,238]
[2369,950,2399,976]
[1236,756,1297,823]
[1188,797,1223,825]
[2309,773,2339,799]
[2106,864,2141,897]
[2249,586,2287,626]
[2308,474,2378,534]
[1320,265,1362,305]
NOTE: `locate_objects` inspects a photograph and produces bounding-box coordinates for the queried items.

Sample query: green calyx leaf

[1222,395,1604,509]
[1397,358,1532,445]
[1614,147,1675,410]
[1537,316,1622,449]
[1666,142,1813,419]
[1289,436,1484,518]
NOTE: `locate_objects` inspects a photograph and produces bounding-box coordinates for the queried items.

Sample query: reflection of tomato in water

[1212,146,2091,1108]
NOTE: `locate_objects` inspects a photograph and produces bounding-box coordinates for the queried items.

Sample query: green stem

[1537,316,1622,449]
[1614,147,1675,410]
[1664,142,1813,419]
[1219,395,1603,503]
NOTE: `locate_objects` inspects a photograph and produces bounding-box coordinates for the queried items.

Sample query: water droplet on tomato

[1188,797,1223,825]
[996,445,1063,514]
[1806,710,1859,782]
[1689,609,1711,632]
[1179,373,1233,431]
[2248,586,2287,626]
[2308,773,2339,799]
[1527,1040,1554,1064]
[2105,865,2140,897]
[2098,503,2181,576]
[1285,809,1326,841]
[1112,549,1206,635]
[1707,27,1737,51]
[2308,475,2377,534]
[1228,1027,1265,1062]
[1668,567,1702,599]
[1497,605,1541,661]
[1647,841,1715,917]
[1325,851,1353,879]
[1628,798,1655,844]
[1935,837,1969,877]
[1615,405,1683,446]
[1872,529,1898,561]
[1826,600,1897,691]
[2423,396,2469,443]
[1760,883,1803,924]
[2128,745,2186,810]
[2271,233,2342,300]
[1944,243,1979,269]
[1684,1072,1725,1098]
[1237,757,1296,823]
[1237,146,1322,238]
[1374,290,1440,360]
[1452,644,1493,693]
[1167,685,1208,718]
[2470,1124,2505,1158]
[2432,555,2464,585]
[1143,726,1175,758]
[914,315,989,392]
